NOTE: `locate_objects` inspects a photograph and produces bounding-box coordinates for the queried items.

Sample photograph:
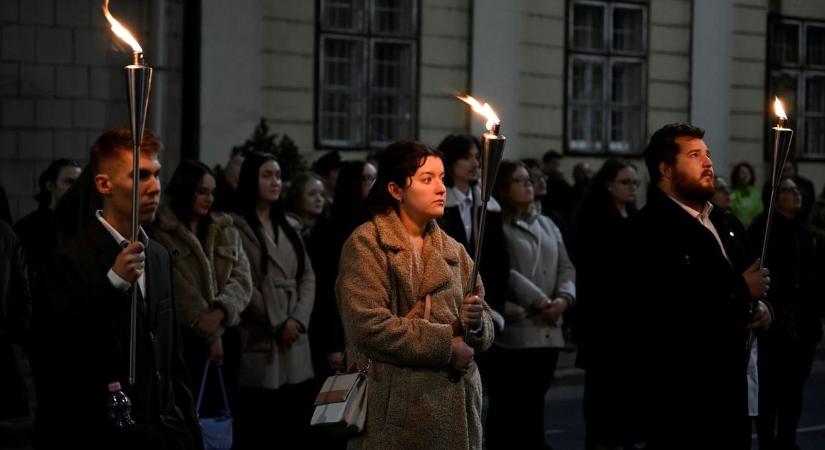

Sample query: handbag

[196,360,233,450]
[310,360,371,434]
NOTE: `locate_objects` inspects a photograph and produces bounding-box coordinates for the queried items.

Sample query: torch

[103,0,153,387]
[448,95,506,382]
[746,97,793,357]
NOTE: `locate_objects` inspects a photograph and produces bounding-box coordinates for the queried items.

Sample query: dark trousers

[485,345,559,450]
[756,334,817,450]
[234,380,316,450]
[583,366,641,449]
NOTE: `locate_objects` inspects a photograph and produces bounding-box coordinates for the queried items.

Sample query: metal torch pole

[125,52,153,386]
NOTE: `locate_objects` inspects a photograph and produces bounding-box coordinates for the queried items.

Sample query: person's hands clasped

[449,335,474,372]
[327,351,345,372]
[539,297,569,325]
[112,242,145,284]
[743,259,770,300]
[462,294,484,330]
[277,318,303,351]
[209,336,224,366]
[748,300,772,331]
[193,307,226,338]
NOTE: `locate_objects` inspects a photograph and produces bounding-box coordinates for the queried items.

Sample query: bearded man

[626,123,772,449]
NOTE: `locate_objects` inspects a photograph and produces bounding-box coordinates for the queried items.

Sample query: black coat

[627,188,754,449]
[438,205,509,314]
[35,219,202,450]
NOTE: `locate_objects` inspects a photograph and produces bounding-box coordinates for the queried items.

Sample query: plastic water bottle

[106,382,135,431]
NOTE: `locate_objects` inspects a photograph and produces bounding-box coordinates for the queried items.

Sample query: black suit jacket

[35,218,202,450]
[627,188,754,449]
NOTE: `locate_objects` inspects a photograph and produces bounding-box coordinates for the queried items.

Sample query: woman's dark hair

[364,141,443,218]
[437,134,480,187]
[493,159,527,218]
[165,160,215,239]
[36,158,81,209]
[573,158,638,229]
[237,151,305,278]
[332,161,369,230]
[731,161,756,189]
[285,171,323,215]
[642,123,705,185]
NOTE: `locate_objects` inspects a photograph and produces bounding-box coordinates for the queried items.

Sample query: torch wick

[778,117,786,129]
[492,123,501,135]
[132,52,144,66]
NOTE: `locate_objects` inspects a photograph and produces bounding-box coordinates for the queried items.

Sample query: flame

[773,97,787,121]
[457,95,500,132]
[102,0,142,54]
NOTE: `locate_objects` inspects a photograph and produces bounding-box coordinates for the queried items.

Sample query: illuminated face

[712,176,732,209]
[96,150,162,226]
[608,166,639,206]
[504,167,535,210]
[361,162,377,200]
[225,154,245,189]
[192,173,216,217]
[395,156,447,222]
[300,178,325,217]
[776,179,802,215]
[670,137,715,205]
[49,165,81,205]
[258,160,282,203]
[527,166,547,197]
[451,144,480,186]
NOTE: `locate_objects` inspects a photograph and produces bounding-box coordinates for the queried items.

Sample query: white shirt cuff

[107,268,131,292]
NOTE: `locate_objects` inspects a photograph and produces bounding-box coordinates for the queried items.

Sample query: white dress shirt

[450,186,474,241]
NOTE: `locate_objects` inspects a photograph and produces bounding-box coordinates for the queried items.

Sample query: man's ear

[46,181,56,194]
[659,161,673,181]
[387,182,403,203]
[94,173,112,195]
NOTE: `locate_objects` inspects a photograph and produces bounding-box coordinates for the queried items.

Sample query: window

[768,18,825,160]
[317,0,418,149]
[566,1,647,154]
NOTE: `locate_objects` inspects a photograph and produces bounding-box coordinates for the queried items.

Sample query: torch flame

[102,0,143,54]
[773,97,787,121]
[457,95,500,132]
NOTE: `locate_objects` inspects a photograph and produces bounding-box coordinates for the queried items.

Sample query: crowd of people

[0,123,824,450]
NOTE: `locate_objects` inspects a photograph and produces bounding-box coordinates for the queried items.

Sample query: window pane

[806,75,825,113]
[572,58,604,101]
[611,61,643,104]
[372,0,415,36]
[322,0,366,31]
[572,3,606,51]
[770,22,800,65]
[369,41,414,146]
[807,25,825,66]
[804,116,825,158]
[770,72,798,121]
[613,7,644,53]
[320,38,366,145]
[610,107,642,152]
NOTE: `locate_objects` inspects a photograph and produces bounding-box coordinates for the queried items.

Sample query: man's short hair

[642,123,705,185]
[542,150,562,163]
[312,150,342,177]
[90,127,161,174]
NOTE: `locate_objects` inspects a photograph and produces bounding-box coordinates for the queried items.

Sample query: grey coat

[336,211,494,450]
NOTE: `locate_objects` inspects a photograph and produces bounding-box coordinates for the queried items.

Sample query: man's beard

[673,167,715,205]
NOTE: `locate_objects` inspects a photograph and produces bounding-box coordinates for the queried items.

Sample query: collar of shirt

[668,196,714,223]
[450,186,473,206]
[95,210,149,248]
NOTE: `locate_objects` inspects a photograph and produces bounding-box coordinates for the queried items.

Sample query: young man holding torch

[35,128,202,450]
[627,123,772,449]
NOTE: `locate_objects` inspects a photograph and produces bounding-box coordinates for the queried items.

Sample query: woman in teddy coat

[336,141,495,450]
[151,160,253,417]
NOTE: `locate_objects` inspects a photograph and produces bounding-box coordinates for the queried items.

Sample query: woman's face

[528,166,547,197]
[258,160,282,203]
[300,178,325,217]
[712,176,731,209]
[776,179,802,215]
[192,173,216,217]
[451,144,480,186]
[504,167,535,210]
[361,162,377,200]
[395,156,447,222]
[608,167,639,206]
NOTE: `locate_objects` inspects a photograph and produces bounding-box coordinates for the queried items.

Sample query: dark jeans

[756,333,817,450]
[234,380,317,450]
[484,345,559,450]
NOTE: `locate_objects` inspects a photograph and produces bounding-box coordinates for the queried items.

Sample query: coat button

[155,371,162,382]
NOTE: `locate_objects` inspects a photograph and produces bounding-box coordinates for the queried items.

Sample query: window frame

[315,0,420,150]
[565,0,649,156]
[767,15,825,161]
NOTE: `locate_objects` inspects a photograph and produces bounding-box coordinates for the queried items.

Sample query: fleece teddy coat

[336,210,495,450]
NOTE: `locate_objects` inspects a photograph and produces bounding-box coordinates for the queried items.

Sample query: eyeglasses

[195,188,214,197]
[362,175,376,185]
[529,174,547,184]
[779,186,800,194]
[616,179,641,188]
[511,177,534,186]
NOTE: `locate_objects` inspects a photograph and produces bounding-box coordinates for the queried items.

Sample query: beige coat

[152,206,252,340]
[233,214,315,389]
[336,211,494,450]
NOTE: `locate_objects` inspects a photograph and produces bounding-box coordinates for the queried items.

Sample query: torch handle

[128,141,140,387]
